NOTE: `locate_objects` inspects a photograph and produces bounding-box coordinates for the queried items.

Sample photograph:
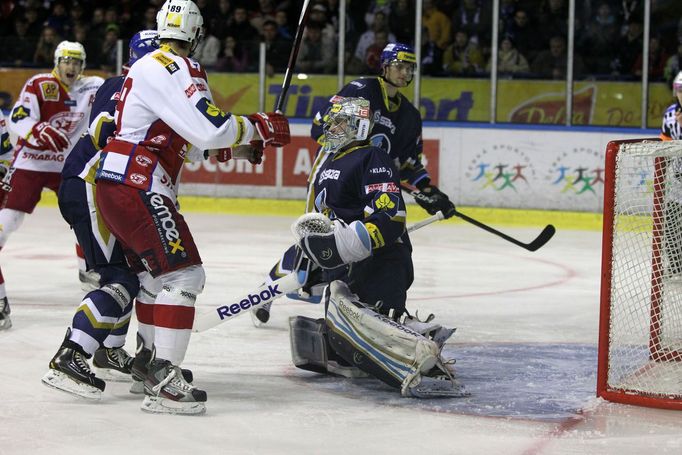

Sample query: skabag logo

[465,144,535,192]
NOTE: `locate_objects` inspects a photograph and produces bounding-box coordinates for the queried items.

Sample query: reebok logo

[216,284,282,320]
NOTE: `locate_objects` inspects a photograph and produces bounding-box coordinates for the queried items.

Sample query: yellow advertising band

[37,192,603,231]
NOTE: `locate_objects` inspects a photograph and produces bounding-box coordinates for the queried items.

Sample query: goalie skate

[92,347,134,382]
[141,359,206,416]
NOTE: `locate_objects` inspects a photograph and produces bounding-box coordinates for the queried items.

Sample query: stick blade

[526,224,556,251]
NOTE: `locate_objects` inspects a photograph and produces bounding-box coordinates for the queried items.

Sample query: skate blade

[130,379,144,394]
[92,366,132,383]
[141,395,206,415]
[41,370,102,400]
[0,318,11,330]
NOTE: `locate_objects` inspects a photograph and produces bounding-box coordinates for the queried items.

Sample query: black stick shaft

[274,0,312,113]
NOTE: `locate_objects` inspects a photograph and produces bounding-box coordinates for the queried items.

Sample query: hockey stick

[410,190,554,251]
[193,213,446,332]
[274,0,313,113]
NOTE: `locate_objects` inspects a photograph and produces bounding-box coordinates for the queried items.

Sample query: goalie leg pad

[324,281,439,391]
[289,315,369,378]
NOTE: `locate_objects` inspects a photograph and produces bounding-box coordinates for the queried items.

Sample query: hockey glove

[31,122,70,153]
[248,112,291,147]
[414,184,456,219]
[299,219,372,269]
[204,148,233,162]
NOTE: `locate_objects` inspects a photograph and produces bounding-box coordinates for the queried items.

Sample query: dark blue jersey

[311,77,428,188]
[62,75,124,180]
[311,143,409,251]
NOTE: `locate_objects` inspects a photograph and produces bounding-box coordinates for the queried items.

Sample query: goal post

[598,138,682,410]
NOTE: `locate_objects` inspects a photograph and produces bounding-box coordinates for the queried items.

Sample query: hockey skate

[92,346,134,382]
[0,297,11,330]
[41,329,105,400]
[141,359,206,416]
[78,269,100,293]
[130,334,193,394]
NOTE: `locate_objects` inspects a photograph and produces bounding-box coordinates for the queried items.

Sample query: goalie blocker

[290,280,468,398]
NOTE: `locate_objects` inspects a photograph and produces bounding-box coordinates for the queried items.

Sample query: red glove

[216,148,232,162]
[248,112,290,147]
[32,122,70,152]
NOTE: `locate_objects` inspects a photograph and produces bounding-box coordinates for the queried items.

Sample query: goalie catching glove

[31,122,70,153]
[292,213,372,269]
[414,181,456,219]
[248,112,290,148]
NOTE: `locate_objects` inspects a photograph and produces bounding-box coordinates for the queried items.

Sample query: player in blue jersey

[42,30,161,400]
[253,43,455,325]
[288,96,465,398]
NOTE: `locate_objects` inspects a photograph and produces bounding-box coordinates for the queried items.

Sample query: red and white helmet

[156,0,204,51]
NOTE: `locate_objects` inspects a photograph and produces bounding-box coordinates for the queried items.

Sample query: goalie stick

[192,212,445,333]
[274,0,313,113]
[410,189,555,252]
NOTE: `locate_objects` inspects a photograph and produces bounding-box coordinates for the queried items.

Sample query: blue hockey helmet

[128,30,160,67]
[380,43,416,85]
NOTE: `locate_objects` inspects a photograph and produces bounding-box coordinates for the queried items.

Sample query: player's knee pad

[324,280,439,391]
[95,265,140,309]
[137,271,162,303]
[157,265,206,306]
[0,209,25,246]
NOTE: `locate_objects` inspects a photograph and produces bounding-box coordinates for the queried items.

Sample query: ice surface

[2,207,682,455]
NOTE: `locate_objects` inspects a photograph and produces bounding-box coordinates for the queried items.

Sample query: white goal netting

[604,140,682,402]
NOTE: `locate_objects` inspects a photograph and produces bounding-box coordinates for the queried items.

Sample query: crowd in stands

[0,0,681,83]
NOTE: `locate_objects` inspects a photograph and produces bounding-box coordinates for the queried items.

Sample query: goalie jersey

[311,143,409,252]
[311,77,428,188]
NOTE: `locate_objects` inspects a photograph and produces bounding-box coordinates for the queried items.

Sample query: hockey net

[598,138,682,410]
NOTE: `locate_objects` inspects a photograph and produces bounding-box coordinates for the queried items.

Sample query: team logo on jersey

[130,173,147,185]
[153,53,179,74]
[135,155,153,167]
[10,106,30,122]
[364,182,399,193]
[49,111,84,134]
[40,81,60,101]
[370,133,391,154]
[195,97,229,128]
[369,166,393,178]
[318,168,341,183]
[373,193,397,210]
[185,84,197,98]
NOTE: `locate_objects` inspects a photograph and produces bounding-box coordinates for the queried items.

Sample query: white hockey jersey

[97,45,256,202]
[8,71,103,172]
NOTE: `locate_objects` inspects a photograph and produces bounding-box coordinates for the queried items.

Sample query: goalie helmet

[128,30,159,67]
[53,41,86,70]
[322,97,373,153]
[156,0,204,53]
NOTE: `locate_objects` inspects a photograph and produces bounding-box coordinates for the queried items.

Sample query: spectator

[308,3,335,47]
[351,11,395,72]
[436,0,459,17]
[363,0,392,30]
[251,0,278,34]
[90,8,108,38]
[532,35,584,79]
[262,19,292,75]
[275,9,293,40]
[33,26,60,67]
[44,1,70,38]
[616,0,643,37]
[611,19,644,78]
[633,35,669,81]
[210,0,234,40]
[389,0,415,45]
[98,24,121,73]
[664,41,682,85]
[452,0,492,47]
[24,7,44,37]
[423,0,451,50]
[421,26,444,76]
[141,6,158,31]
[216,35,253,72]
[507,9,542,62]
[487,34,530,75]
[442,30,484,76]
[365,29,391,73]
[193,24,222,69]
[226,6,260,44]
[68,4,87,33]
[6,18,36,67]
[297,22,335,74]
[577,2,619,75]
[537,0,568,45]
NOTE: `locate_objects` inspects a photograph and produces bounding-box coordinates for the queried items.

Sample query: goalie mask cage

[598,138,682,410]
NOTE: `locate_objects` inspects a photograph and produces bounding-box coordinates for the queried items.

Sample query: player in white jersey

[94,0,290,415]
[1,41,103,331]
[0,114,14,329]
